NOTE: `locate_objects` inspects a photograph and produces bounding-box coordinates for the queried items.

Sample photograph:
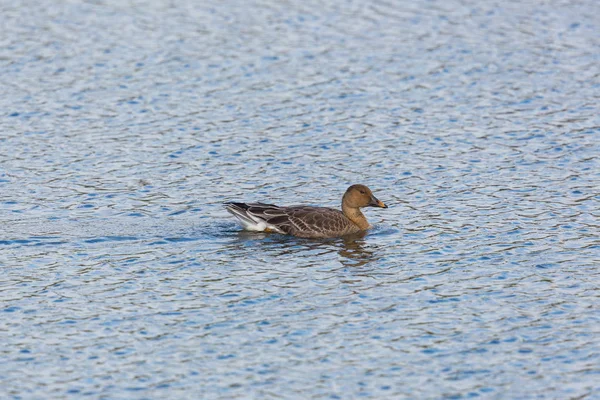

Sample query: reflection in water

[337,234,379,268]
[226,230,379,269]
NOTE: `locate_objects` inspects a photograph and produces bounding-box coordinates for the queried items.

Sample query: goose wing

[225,203,358,237]
[277,206,356,238]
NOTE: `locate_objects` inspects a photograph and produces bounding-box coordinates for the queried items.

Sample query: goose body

[224,184,387,238]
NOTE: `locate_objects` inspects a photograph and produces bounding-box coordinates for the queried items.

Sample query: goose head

[342,184,387,209]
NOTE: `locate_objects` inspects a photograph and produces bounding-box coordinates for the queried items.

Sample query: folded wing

[225,203,356,238]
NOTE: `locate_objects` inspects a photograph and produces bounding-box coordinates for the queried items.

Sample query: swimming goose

[224,184,387,238]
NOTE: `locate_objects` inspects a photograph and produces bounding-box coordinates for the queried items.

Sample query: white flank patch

[239,219,268,232]
[226,205,283,233]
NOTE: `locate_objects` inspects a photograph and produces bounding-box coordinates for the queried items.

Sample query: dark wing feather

[242,203,296,232]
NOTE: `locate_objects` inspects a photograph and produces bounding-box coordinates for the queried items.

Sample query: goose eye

[359,190,365,194]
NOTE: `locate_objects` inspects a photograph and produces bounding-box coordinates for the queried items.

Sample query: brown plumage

[224,184,387,238]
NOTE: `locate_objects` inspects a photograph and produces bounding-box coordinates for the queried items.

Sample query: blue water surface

[1,0,600,398]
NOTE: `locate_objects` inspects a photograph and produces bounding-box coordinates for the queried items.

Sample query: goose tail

[224,202,285,233]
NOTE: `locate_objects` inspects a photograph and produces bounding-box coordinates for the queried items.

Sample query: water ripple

[2,0,600,398]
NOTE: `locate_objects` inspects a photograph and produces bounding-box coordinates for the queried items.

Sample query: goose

[224,184,387,238]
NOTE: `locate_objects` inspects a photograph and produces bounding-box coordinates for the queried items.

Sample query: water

[1,0,600,398]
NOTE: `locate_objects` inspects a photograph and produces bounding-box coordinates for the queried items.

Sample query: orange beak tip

[378,200,387,208]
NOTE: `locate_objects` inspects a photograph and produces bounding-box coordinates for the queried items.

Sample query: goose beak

[369,196,388,208]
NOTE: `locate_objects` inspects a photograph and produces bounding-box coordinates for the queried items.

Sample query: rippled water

[2,0,600,398]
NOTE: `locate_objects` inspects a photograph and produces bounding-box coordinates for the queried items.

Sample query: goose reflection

[226,229,379,269]
[336,232,379,268]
